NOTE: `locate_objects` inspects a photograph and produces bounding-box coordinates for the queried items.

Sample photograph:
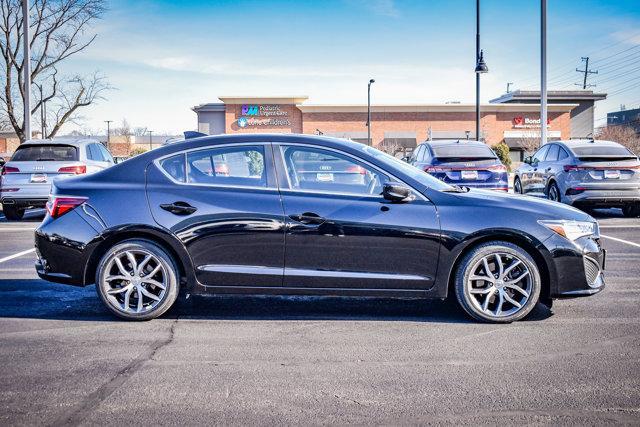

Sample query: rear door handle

[160,201,197,216]
[545,167,552,172]
[289,212,325,225]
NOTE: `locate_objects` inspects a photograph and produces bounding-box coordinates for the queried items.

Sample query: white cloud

[346,0,400,17]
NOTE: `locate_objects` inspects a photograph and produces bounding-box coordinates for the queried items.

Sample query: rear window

[571,145,635,157]
[432,144,496,159]
[11,144,78,162]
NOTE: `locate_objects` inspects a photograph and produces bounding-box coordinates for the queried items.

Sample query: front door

[146,142,285,287]
[275,143,440,290]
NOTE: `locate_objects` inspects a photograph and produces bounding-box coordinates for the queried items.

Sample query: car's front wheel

[547,181,561,202]
[95,239,179,320]
[454,241,541,323]
[3,205,25,221]
[513,177,523,194]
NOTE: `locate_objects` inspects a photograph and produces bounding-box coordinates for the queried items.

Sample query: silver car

[0,138,114,220]
[514,139,640,217]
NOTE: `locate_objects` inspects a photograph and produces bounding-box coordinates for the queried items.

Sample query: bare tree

[596,124,640,155]
[113,118,131,144]
[132,126,147,137]
[0,0,110,142]
[515,131,541,155]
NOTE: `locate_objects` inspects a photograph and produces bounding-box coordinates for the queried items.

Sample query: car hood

[447,188,594,222]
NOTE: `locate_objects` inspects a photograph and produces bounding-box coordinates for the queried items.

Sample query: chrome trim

[197,264,429,281]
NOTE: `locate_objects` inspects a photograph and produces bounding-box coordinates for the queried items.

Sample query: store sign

[512,116,551,128]
[238,104,290,127]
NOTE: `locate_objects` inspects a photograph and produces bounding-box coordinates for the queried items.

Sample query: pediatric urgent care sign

[237,104,291,128]
[512,116,551,129]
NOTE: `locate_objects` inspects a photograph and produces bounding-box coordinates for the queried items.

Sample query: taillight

[346,165,367,175]
[563,165,591,172]
[46,196,87,219]
[1,166,19,175]
[58,165,86,174]
[215,164,229,176]
[488,165,507,173]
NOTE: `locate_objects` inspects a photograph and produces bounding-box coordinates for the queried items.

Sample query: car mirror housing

[382,183,414,203]
[523,156,531,165]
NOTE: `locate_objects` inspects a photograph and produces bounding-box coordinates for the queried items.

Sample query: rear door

[522,144,549,194]
[541,143,560,189]
[146,142,286,288]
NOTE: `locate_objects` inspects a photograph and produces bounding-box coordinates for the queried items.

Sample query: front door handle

[545,167,552,172]
[289,212,325,225]
[160,201,197,216]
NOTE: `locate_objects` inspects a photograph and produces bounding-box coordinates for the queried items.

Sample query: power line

[593,64,640,86]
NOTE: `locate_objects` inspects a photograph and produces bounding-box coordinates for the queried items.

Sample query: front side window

[186,145,266,187]
[281,145,388,196]
[533,145,549,162]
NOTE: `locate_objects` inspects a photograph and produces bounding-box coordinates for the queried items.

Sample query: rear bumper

[562,183,640,207]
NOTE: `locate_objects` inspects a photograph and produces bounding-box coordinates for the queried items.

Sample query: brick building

[193,93,601,163]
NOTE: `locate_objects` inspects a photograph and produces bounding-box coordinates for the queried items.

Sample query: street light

[475,0,488,143]
[104,120,113,148]
[367,79,375,146]
[148,130,153,151]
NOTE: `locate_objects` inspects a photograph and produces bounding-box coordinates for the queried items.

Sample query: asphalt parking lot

[1,208,639,425]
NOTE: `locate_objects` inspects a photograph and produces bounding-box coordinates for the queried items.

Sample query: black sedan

[34,134,605,323]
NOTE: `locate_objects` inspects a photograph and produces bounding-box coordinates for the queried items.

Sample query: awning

[503,130,561,149]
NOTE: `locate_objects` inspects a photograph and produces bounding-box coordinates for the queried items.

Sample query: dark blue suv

[409,140,508,191]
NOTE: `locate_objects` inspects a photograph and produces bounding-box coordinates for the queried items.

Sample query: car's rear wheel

[454,241,541,323]
[3,205,25,221]
[513,177,523,194]
[622,205,640,218]
[95,239,179,320]
[547,182,561,202]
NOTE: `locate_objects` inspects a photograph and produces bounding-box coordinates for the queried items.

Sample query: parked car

[35,134,604,323]
[513,140,640,217]
[409,140,508,191]
[0,138,114,220]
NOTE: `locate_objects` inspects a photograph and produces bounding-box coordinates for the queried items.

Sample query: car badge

[33,165,45,171]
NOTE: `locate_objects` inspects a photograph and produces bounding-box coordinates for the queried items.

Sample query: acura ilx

[34,134,605,322]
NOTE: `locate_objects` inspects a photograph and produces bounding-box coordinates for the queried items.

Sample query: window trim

[275,142,427,201]
[154,142,277,191]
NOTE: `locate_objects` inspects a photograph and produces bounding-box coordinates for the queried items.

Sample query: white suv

[0,138,114,220]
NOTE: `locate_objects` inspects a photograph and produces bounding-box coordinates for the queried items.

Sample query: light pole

[367,79,375,146]
[104,120,113,148]
[474,0,488,142]
[22,0,31,141]
[540,0,547,147]
[148,130,153,151]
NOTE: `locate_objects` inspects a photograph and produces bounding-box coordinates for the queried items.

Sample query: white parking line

[0,227,38,231]
[599,225,640,229]
[0,248,36,264]
[601,234,640,249]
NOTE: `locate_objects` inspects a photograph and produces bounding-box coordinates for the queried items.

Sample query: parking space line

[0,228,38,231]
[601,234,640,249]
[0,248,36,264]
[599,225,640,229]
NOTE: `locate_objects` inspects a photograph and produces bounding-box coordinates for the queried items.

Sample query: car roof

[22,137,100,147]
[423,139,484,147]
[559,139,623,148]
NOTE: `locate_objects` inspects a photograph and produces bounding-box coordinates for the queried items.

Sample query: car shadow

[0,279,554,323]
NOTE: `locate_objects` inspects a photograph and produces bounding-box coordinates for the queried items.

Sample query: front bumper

[543,232,606,298]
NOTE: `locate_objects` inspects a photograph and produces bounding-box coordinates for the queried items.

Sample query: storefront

[193,95,580,159]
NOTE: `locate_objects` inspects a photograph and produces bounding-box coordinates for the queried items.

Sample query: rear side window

[558,147,569,160]
[97,144,113,162]
[545,145,559,161]
[186,145,266,187]
[160,154,186,183]
[11,144,78,162]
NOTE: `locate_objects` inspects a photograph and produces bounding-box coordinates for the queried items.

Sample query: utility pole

[104,120,113,147]
[575,57,598,89]
[506,82,513,93]
[474,0,488,142]
[22,0,32,141]
[35,83,45,138]
[148,130,153,151]
[540,0,547,147]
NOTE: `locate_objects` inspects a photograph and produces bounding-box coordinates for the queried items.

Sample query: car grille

[583,256,602,288]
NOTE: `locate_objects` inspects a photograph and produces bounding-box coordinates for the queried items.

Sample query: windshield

[354,143,454,191]
[432,144,496,159]
[11,144,78,162]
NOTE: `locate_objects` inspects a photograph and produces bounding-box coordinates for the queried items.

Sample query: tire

[513,177,523,194]
[3,205,25,221]
[622,205,640,218]
[454,241,541,323]
[95,239,180,320]
[547,181,561,203]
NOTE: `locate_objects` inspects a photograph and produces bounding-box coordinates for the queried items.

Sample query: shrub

[129,147,148,157]
[493,142,512,171]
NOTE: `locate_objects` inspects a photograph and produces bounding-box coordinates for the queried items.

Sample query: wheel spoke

[494,291,504,316]
[502,260,522,278]
[125,252,138,273]
[470,274,494,283]
[114,257,130,276]
[482,257,492,277]
[143,278,166,290]
[507,270,529,284]
[136,288,144,312]
[503,292,522,308]
[137,255,152,274]
[470,287,493,294]
[123,287,133,312]
[105,275,129,282]
[482,290,493,311]
[107,284,132,295]
[505,284,529,298]
[140,287,161,301]
[495,254,504,278]
[144,264,161,279]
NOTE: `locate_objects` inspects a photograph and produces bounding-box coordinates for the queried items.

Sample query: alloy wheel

[548,184,560,202]
[101,249,168,314]
[466,252,532,318]
[514,179,522,194]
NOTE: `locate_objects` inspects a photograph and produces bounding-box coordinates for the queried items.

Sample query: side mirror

[0,157,5,168]
[523,156,531,165]
[382,183,414,203]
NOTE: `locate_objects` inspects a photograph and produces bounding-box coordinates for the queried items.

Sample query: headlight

[538,220,599,241]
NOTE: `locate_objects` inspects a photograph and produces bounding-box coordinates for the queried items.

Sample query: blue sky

[62,0,640,135]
